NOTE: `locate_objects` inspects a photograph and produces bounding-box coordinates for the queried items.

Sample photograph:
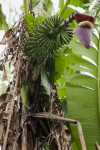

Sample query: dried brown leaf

[0,122,4,140]
[34,138,41,150]
[34,138,38,150]
[3,67,8,81]
[12,141,20,150]
[27,127,34,150]
[22,126,28,150]
[49,124,71,150]
[0,64,4,71]
[0,93,8,106]
[11,52,17,64]
[0,59,5,71]
[0,29,12,45]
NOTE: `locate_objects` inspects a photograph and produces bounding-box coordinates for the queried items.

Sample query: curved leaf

[71,41,98,65]
[68,53,98,77]
[65,29,100,150]
[41,65,50,96]
[65,73,97,90]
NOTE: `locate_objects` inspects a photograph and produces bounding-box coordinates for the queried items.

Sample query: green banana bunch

[24,14,75,63]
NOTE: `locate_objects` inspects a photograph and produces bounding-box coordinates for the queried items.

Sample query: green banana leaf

[65,31,100,150]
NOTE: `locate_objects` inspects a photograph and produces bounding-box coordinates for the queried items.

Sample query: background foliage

[0,0,100,150]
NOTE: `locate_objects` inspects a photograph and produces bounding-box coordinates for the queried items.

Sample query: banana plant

[65,16,100,150]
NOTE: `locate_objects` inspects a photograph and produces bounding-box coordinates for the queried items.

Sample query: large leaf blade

[66,86,100,150]
[65,36,100,150]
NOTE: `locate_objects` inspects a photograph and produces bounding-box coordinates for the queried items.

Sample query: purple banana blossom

[75,13,95,49]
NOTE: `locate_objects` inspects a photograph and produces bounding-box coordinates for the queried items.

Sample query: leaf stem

[98,32,100,119]
[59,0,71,17]
[29,0,32,12]
[23,0,28,15]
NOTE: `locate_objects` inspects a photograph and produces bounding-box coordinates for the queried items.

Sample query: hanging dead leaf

[0,64,4,71]
[0,93,8,106]
[0,59,5,71]
[3,67,8,81]
[34,137,41,150]
[12,141,20,150]
[0,122,4,140]
[0,29,12,45]
[22,125,28,150]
